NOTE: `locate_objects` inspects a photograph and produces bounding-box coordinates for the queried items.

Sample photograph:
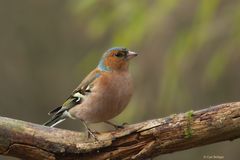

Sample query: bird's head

[98,47,138,71]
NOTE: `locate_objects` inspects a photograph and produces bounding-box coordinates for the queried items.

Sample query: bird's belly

[70,88,132,123]
[69,71,133,123]
[81,93,130,122]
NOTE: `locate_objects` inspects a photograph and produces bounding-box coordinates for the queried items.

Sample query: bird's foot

[81,120,99,141]
[116,122,129,129]
[105,121,128,130]
[113,124,125,129]
[87,129,99,141]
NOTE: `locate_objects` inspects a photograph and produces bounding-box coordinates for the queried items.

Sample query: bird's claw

[105,121,128,130]
[113,124,125,129]
[87,129,99,141]
[114,122,128,129]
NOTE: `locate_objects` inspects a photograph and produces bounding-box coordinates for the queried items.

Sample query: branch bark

[0,102,240,160]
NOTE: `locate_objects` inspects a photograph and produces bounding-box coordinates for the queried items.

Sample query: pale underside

[69,71,133,123]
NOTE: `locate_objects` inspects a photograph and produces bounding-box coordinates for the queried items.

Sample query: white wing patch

[85,85,91,91]
[73,92,85,102]
[63,110,75,119]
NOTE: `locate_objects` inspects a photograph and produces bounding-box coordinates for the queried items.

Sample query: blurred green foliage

[0,0,240,159]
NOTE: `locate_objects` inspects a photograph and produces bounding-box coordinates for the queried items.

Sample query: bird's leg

[81,120,98,141]
[104,121,127,130]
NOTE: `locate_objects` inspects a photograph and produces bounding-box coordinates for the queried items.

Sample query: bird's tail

[43,107,68,127]
[43,116,66,127]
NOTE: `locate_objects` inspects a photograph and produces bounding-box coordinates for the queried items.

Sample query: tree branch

[0,102,240,160]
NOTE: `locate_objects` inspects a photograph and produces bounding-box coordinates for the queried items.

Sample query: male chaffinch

[44,47,138,139]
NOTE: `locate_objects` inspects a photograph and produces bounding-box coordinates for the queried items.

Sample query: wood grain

[0,102,240,160]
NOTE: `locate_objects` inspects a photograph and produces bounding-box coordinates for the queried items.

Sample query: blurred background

[0,0,240,159]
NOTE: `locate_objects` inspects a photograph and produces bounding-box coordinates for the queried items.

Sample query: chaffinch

[44,47,138,139]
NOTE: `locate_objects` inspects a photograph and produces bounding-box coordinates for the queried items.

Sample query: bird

[43,47,138,139]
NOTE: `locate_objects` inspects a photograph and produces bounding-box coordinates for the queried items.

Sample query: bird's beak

[126,51,138,60]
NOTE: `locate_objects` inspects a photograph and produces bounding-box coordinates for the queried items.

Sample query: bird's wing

[73,69,101,94]
[48,69,101,115]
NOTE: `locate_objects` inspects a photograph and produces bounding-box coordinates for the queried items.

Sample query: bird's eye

[115,52,124,58]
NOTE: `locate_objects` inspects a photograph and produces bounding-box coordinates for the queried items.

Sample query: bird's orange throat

[104,56,129,71]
